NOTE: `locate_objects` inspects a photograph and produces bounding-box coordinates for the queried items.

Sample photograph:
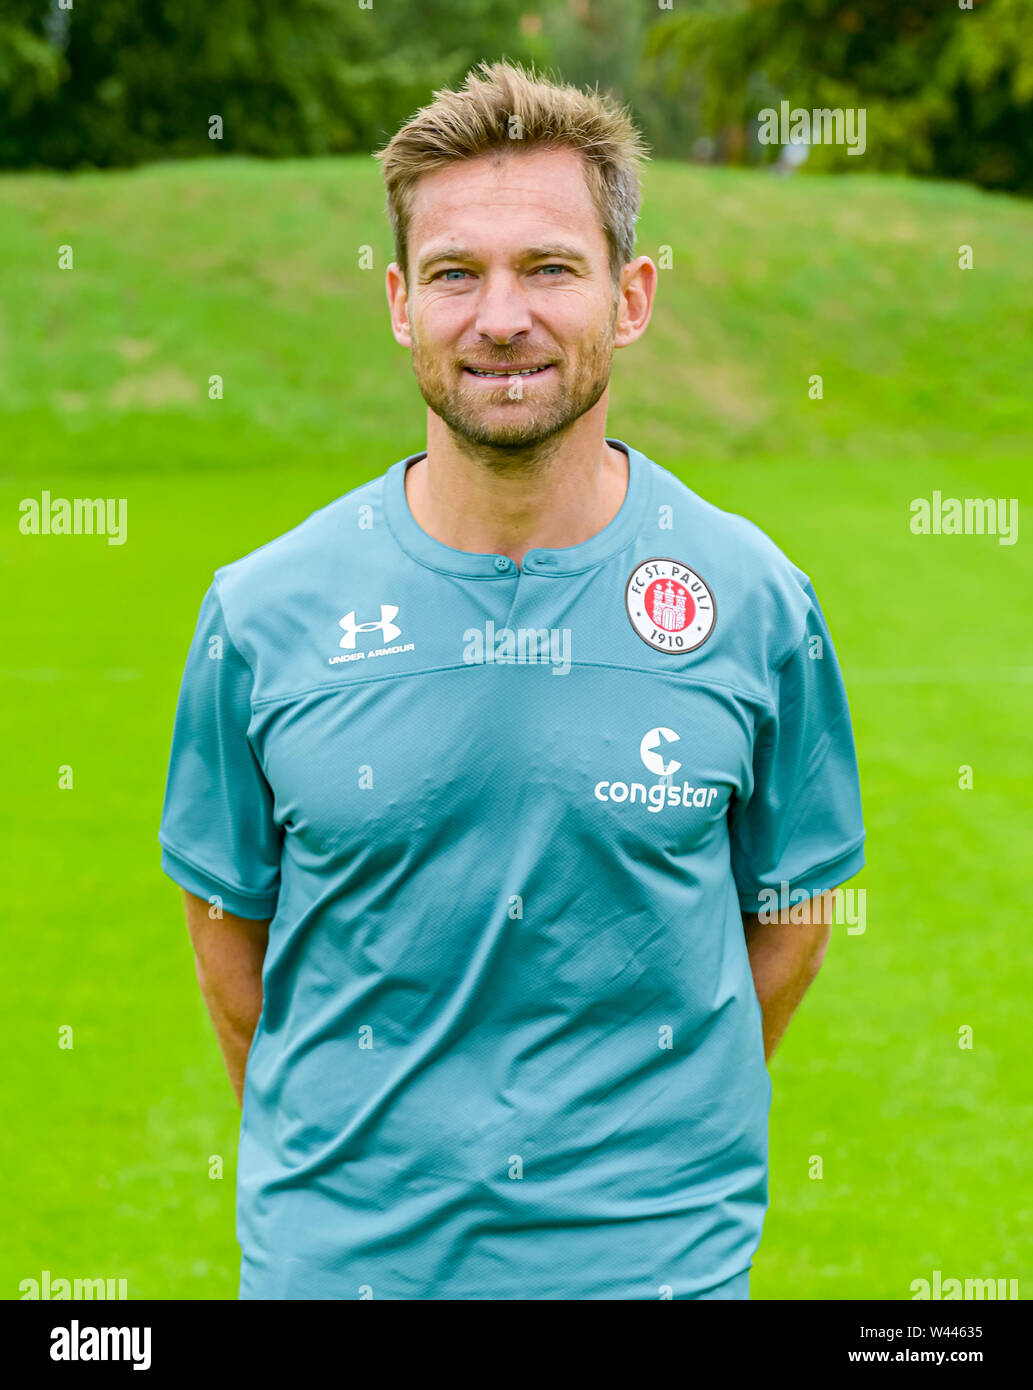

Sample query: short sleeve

[730,578,865,913]
[158,582,282,919]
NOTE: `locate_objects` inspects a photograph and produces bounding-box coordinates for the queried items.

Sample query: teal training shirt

[159,439,865,1300]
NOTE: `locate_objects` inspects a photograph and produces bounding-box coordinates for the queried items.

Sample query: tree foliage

[1,0,1029,196]
[0,0,549,168]
[650,0,1033,193]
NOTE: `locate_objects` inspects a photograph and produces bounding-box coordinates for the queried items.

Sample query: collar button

[493,556,511,572]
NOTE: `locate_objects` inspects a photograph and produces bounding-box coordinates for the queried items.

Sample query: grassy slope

[0,157,1030,1299]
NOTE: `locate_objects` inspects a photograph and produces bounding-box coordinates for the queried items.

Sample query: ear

[614,256,658,350]
[386,262,413,348]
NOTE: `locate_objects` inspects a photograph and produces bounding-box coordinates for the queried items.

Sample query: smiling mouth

[463,364,554,378]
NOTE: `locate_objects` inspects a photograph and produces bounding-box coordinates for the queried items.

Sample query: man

[159,61,864,1300]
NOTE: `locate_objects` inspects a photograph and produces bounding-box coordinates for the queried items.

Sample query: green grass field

[1,156,1031,1299]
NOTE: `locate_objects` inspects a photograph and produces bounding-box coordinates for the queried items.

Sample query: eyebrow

[417,243,592,274]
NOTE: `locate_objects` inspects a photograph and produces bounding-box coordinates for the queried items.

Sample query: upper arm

[158,582,283,918]
[730,576,865,916]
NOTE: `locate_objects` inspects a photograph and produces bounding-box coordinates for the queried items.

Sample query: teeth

[468,366,549,377]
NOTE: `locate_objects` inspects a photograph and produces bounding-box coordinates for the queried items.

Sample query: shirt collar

[383,437,650,578]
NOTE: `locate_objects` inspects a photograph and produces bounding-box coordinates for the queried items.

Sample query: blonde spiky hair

[374,59,650,286]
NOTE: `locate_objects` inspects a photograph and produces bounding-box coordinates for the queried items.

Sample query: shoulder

[645,457,808,584]
[641,455,818,667]
[210,471,387,622]
[196,470,392,679]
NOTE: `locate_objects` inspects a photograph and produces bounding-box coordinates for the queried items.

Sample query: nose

[472,270,534,345]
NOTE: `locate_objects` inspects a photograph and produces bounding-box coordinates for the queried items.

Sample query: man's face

[392,147,621,453]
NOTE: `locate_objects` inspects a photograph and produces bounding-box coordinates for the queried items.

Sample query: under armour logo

[338,605,401,649]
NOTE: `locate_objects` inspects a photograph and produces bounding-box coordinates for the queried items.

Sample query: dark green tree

[0,0,547,168]
[649,0,1033,193]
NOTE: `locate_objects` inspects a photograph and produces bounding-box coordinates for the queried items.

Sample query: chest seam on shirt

[248,660,775,715]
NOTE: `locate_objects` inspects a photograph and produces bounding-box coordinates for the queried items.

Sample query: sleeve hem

[160,843,279,920]
[736,836,865,914]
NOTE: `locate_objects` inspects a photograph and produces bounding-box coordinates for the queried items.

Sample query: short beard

[409,302,618,470]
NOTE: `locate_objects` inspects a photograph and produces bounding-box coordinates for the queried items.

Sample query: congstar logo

[594,726,719,813]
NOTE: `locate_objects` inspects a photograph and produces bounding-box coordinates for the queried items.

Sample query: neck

[404,408,628,568]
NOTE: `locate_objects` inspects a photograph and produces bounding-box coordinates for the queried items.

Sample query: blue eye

[433,264,569,283]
